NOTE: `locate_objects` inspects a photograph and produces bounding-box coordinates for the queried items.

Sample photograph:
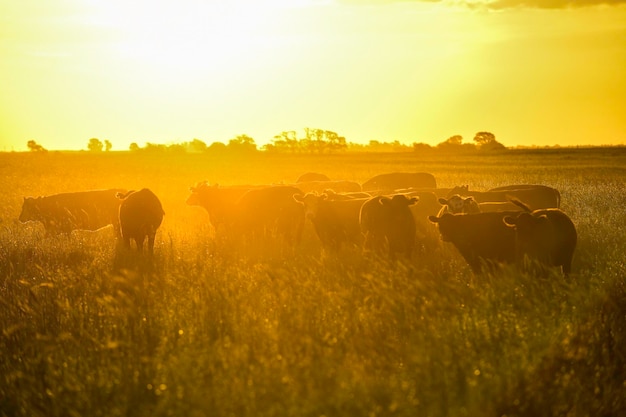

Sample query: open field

[1,148,625,417]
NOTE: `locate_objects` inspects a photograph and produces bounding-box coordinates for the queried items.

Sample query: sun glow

[86,0,302,73]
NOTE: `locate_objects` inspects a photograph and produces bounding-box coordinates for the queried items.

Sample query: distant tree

[188,138,208,153]
[270,131,299,153]
[87,138,103,152]
[27,140,47,152]
[129,142,140,152]
[104,140,112,151]
[412,142,432,152]
[208,141,227,153]
[228,134,257,153]
[144,142,167,153]
[473,131,506,151]
[436,135,474,152]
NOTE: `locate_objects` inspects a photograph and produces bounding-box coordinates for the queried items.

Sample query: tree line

[25,129,507,154]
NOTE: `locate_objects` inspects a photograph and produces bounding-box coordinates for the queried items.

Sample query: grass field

[1,148,625,417]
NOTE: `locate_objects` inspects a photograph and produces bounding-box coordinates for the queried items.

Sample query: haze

[1,0,625,151]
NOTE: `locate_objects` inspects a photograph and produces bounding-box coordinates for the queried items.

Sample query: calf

[117,189,164,254]
[503,209,577,277]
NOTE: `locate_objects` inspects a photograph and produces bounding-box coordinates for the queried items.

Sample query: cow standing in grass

[294,192,367,250]
[449,185,560,209]
[429,212,519,273]
[361,172,437,192]
[19,189,126,237]
[117,189,164,254]
[233,185,305,247]
[185,182,252,234]
[360,194,418,259]
[503,209,577,277]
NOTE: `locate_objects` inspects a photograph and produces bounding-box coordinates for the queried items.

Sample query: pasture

[1,148,625,417]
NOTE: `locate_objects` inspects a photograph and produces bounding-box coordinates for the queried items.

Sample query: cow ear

[428,215,440,223]
[503,216,517,227]
[537,214,550,224]
[293,194,304,203]
[409,197,419,205]
[438,197,448,205]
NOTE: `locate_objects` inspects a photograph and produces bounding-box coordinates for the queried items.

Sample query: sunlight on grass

[1,149,625,416]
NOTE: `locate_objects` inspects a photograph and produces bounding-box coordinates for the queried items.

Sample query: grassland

[1,148,625,417]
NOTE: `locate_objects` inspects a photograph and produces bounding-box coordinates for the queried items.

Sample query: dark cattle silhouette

[19,189,126,237]
[360,194,418,259]
[362,172,436,192]
[489,184,561,207]
[296,172,331,183]
[504,209,577,277]
[117,189,164,254]
[429,212,519,273]
[478,201,527,212]
[449,185,560,209]
[294,193,367,249]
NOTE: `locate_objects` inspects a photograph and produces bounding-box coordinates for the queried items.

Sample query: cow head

[428,213,460,242]
[438,195,480,214]
[186,182,218,206]
[381,194,419,208]
[503,212,553,256]
[19,197,41,222]
[293,192,325,219]
[447,185,469,197]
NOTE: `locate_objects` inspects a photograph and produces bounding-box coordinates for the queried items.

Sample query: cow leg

[148,234,155,255]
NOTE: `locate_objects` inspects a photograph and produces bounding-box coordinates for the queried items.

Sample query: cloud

[336,0,626,8]
[470,0,626,9]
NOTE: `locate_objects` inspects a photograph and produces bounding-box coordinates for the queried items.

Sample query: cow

[19,189,126,237]
[186,182,252,233]
[295,180,362,194]
[448,185,560,209]
[233,185,304,246]
[360,194,418,259]
[361,172,437,192]
[478,201,527,213]
[503,209,577,277]
[489,184,562,208]
[437,195,480,216]
[428,212,519,273]
[322,189,372,200]
[296,172,331,183]
[117,189,164,254]
[293,193,367,249]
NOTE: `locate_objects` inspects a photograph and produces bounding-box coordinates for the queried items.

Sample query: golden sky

[1,0,625,151]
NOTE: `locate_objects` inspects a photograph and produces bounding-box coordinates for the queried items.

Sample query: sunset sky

[1,0,625,151]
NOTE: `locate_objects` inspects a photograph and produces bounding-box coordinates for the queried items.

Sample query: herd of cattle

[17,172,577,276]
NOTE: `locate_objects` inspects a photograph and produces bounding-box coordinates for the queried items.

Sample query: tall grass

[1,149,625,417]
